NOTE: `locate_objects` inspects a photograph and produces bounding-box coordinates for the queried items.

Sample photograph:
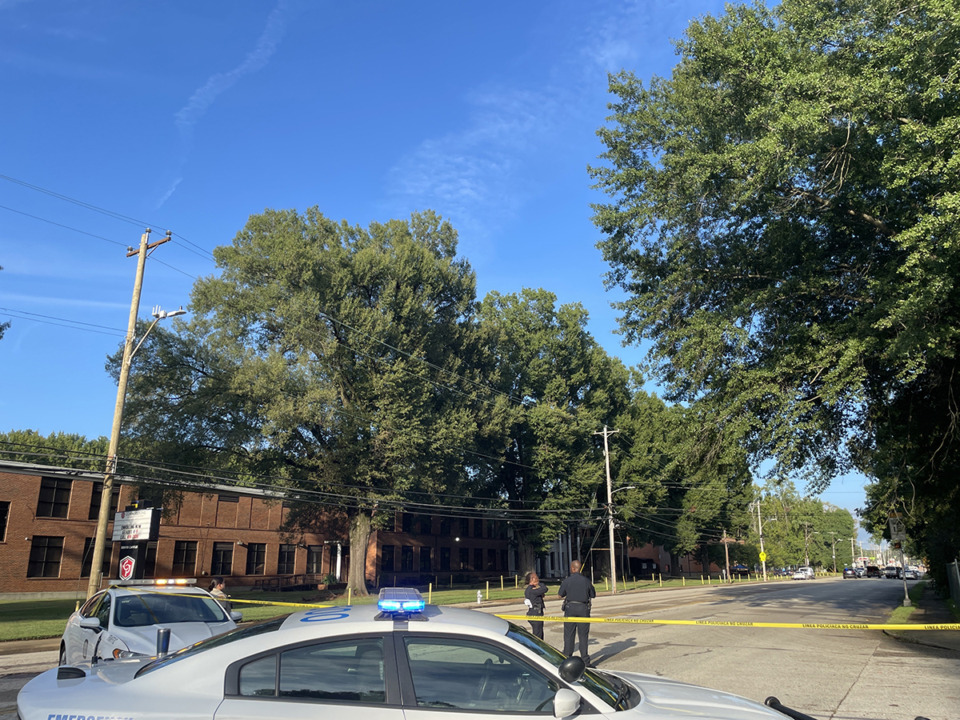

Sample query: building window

[487,548,497,571]
[474,548,483,571]
[27,536,63,577]
[278,544,296,575]
[439,517,451,536]
[0,501,8,542]
[381,545,395,572]
[36,477,71,518]
[80,538,113,578]
[219,494,239,503]
[459,518,470,538]
[401,546,414,572]
[459,547,469,570]
[420,547,432,573]
[440,546,451,571]
[402,513,413,533]
[87,483,120,520]
[172,541,197,576]
[211,542,233,576]
[306,545,323,574]
[143,541,157,578]
[474,519,484,538]
[246,543,266,575]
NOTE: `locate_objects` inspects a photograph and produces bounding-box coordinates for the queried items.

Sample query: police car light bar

[111,578,197,586]
[377,588,426,614]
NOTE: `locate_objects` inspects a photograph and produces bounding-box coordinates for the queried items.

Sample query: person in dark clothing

[557,560,595,665]
[524,571,548,639]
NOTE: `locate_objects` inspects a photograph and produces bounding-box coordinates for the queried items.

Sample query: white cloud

[174,0,290,142]
[160,0,292,207]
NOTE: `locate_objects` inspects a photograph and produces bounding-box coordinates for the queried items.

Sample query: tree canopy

[591,0,960,582]
[119,209,485,593]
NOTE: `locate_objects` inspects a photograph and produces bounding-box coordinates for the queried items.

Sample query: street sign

[888,516,906,543]
[759,551,767,562]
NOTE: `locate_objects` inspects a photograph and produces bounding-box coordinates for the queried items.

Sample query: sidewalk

[884,588,960,652]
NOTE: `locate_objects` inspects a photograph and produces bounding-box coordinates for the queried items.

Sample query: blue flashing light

[378,588,426,614]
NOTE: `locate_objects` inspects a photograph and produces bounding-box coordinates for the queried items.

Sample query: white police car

[23,589,813,720]
[59,580,240,665]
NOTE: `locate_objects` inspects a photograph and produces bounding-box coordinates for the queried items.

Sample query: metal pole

[757,499,767,581]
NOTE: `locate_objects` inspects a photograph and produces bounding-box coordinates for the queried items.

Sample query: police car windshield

[115,592,227,627]
[505,624,620,710]
[137,616,285,677]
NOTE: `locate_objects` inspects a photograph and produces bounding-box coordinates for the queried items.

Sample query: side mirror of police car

[230,611,243,622]
[558,656,586,683]
[553,688,581,718]
[79,617,102,632]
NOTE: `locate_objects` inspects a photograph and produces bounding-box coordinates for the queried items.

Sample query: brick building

[0,460,688,598]
[0,460,515,598]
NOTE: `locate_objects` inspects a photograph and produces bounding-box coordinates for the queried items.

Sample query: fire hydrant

[477,590,483,605]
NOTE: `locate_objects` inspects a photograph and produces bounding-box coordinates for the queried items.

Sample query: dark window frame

[36,477,72,518]
[277,544,296,575]
[27,535,64,577]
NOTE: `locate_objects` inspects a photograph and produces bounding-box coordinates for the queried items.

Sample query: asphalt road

[2,578,957,720]
[504,577,960,720]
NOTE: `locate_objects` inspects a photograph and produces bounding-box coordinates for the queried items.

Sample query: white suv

[792,566,815,580]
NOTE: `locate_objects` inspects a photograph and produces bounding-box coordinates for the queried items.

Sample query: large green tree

[119,209,484,594]
[475,289,630,572]
[613,391,754,574]
[590,0,960,582]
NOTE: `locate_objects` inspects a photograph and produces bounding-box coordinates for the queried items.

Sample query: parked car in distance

[883,565,902,579]
[904,568,919,580]
[60,580,241,665]
[854,567,866,577]
[842,567,858,579]
[864,565,882,578]
[792,566,815,580]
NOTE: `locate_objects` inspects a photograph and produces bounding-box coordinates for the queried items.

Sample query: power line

[0,204,127,246]
[0,307,126,337]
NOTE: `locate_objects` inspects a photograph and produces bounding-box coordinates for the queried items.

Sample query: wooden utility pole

[594,426,619,593]
[86,229,170,599]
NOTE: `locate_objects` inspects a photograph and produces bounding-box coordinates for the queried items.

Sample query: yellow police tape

[228,598,332,609]
[494,614,960,631]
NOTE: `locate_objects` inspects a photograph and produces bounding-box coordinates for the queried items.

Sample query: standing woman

[208,576,231,613]
[524,571,548,639]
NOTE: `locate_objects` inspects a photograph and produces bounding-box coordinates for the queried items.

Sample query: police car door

[215,634,404,720]
[397,634,563,720]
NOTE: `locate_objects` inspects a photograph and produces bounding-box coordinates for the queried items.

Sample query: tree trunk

[347,512,372,597]
[515,537,537,578]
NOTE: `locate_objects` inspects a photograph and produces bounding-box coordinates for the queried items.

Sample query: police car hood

[610,670,793,719]
[118,621,231,654]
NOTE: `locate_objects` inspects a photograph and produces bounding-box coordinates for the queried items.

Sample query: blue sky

[0,0,870,532]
